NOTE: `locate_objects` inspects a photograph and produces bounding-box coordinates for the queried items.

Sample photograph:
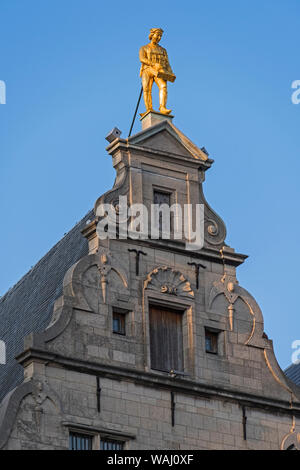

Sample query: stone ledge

[15,347,300,417]
[62,421,136,440]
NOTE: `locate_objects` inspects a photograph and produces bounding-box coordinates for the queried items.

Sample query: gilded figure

[139,28,176,116]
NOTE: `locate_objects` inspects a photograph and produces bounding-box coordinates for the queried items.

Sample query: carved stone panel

[144,266,194,298]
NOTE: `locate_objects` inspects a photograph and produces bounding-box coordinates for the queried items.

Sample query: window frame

[152,187,173,238]
[68,427,131,450]
[149,303,185,374]
[100,437,125,450]
[112,308,127,336]
[144,294,196,378]
[69,431,94,450]
[153,189,172,205]
[205,328,219,355]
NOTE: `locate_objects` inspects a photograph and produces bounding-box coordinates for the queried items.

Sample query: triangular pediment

[128,120,209,161]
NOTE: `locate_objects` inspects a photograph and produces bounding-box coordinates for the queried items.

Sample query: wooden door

[149,305,184,372]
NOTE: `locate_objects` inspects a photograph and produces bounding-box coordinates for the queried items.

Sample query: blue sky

[0,0,299,369]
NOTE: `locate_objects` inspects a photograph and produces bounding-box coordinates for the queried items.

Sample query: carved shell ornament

[144,266,194,297]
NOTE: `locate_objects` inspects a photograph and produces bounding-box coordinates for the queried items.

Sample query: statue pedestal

[140,110,174,130]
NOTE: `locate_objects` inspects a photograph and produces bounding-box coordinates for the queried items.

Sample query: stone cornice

[106,139,213,172]
[108,236,247,267]
[81,222,247,267]
[16,348,300,418]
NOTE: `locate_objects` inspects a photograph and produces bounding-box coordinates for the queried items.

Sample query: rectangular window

[153,190,171,235]
[154,190,171,206]
[100,439,124,450]
[69,432,93,450]
[149,305,184,372]
[112,308,127,335]
[205,329,218,354]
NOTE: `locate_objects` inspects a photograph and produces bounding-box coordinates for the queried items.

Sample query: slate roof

[285,363,300,386]
[0,210,93,403]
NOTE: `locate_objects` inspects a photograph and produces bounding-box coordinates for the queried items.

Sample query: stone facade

[1,113,300,450]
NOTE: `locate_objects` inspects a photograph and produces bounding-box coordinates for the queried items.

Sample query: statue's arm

[139,46,151,66]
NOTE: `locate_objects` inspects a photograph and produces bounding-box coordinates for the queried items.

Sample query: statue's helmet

[149,28,164,40]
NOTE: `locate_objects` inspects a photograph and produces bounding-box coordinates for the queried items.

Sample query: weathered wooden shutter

[149,306,184,372]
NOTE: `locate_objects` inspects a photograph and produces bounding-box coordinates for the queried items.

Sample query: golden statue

[139,28,176,116]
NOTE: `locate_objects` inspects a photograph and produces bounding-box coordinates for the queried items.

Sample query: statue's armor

[139,45,170,77]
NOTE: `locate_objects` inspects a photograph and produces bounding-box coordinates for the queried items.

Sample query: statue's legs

[155,77,171,115]
[141,72,172,115]
[141,72,154,114]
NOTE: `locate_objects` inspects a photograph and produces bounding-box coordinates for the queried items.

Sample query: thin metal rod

[128,248,147,276]
[128,86,143,137]
[171,391,175,427]
[96,376,101,413]
[187,262,206,290]
[242,406,247,440]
